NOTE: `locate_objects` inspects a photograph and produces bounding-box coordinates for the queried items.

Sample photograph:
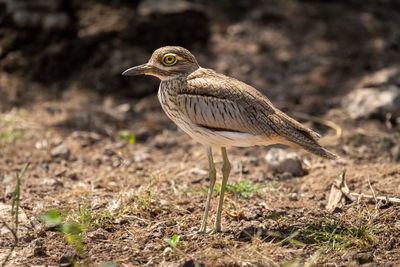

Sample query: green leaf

[128,135,136,145]
[119,131,136,145]
[40,209,62,227]
[171,234,179,244]
[61,222,84,235]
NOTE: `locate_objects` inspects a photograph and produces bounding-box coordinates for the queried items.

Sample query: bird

[122,46,336,233]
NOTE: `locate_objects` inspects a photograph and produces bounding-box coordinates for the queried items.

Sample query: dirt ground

[1,1,400,266]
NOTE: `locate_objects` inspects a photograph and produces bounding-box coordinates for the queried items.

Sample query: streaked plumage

[123,46,336,233]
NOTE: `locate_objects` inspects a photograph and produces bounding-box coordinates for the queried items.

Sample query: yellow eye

[162,54,177,65]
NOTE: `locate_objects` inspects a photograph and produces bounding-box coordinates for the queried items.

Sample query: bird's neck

[160,73,184,82]
[159,73,186,96]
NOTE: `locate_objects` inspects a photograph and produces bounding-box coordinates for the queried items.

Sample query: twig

[326,169,350,211]
[367,176,378,204]
[347,193,400,204]
[290,111,342,140]
[340,173,400,205]
[327,169,400,213]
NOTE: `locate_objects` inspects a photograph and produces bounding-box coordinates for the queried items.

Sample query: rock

[179,259,205,267]
[87,228,107,240]
[35,139,48,149]
[265,148,304,177]
[244,209,262,221]
[59,250,76,267]
[50,144,70,160]
[138,0,198,16]
[352,252,374,264]
[112,160,120,168]
[342,86,400,119]
[2,174,14,183]
[70,131,102,145]
[288,193,298,201]
[132,152,149,163]
[391,145,400,161]
[103,146,115,156]
[122,0,209,49]
[42,12,70,30]
[6,0,70,30]
[278,172,294,180]
[355,67,400,88]
[30,238,47,257]
[68,172,78,180]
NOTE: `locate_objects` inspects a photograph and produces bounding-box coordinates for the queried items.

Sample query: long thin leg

[199,146,216,233]
[214,147,231,232]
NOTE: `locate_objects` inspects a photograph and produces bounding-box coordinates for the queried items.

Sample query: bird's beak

[122,63,153,76]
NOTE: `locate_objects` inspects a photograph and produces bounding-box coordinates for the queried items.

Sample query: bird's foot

[199,228,214,234]
[188,228,217,235]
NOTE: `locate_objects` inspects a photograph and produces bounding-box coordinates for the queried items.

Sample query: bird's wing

[177,69,291,137]
[175,93,253,133]
[177,69,336,159]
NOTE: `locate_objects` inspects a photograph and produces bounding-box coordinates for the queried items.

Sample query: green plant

[0,111,28,146]
[164,234,186,254]
[282,216,379,251]
[75,204,98,230]
[1,162,30,267]
[41,209,86,261]
[130,186,161,216]
[0,128,25,146]
[118,130,136,145]
[214,180,260,199]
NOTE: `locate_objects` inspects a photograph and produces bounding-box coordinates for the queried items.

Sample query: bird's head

[122,46,200,80]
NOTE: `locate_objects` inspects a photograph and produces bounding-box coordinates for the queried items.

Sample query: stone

[59,250,76,267]
[265,148,304,177]
[342,86,400,119]
[390,145,400,161]
[179,259,205,267]
[103,146,115,156]
[288,193,299,201]
[70,131,101,144]
[352,252,374,264]
[137,0,199,16]
[6,0,70,30]
[50,144,70,160]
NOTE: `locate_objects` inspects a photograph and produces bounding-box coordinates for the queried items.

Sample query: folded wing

[176,69,336,159]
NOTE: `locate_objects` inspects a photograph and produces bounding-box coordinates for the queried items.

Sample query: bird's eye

[162,54,177,66]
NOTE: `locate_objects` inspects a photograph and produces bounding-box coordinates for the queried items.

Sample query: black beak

[122,63,153,76]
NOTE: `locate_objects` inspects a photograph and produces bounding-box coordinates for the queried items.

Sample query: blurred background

[1,0,399,110]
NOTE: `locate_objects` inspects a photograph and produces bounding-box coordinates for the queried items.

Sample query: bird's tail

[290,140,337,159]
[275,111,338,160]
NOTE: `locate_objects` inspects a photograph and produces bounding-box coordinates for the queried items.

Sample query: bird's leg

[214,147,231,232]
[199,146,216,233]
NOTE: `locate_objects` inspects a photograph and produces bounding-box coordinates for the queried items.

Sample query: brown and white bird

[123,46,336,233]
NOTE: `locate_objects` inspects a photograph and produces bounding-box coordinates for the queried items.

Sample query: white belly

[178,122,269,148]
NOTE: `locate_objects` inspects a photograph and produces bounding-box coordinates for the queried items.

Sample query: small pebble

[265,148,304,177]
[50,144,70,160]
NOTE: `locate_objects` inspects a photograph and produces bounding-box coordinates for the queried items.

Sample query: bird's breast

[158,80,190,127]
